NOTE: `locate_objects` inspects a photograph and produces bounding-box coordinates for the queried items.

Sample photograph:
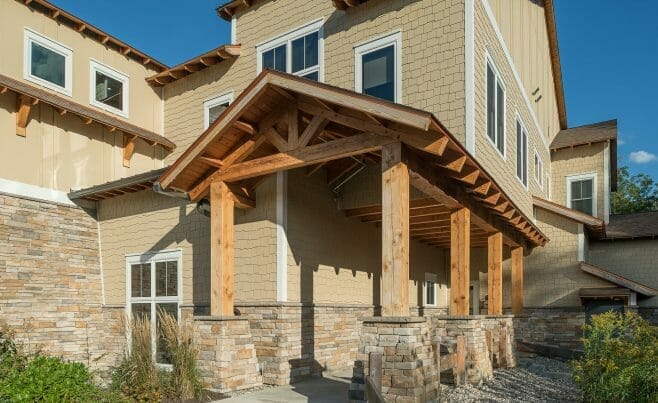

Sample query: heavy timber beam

[210,181,235,316]
[451,208,470,315]
[511,247,524,315]
[381,143,409,317]
[487,232,503,315]
[403,148,528,250]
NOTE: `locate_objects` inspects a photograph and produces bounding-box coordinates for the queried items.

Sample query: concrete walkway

[220,371,351,402]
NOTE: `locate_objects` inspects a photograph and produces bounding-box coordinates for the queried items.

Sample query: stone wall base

[194,317,262,394]
[513,308,585,354]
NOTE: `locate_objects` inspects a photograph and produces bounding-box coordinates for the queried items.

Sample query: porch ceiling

[156,70,548,249]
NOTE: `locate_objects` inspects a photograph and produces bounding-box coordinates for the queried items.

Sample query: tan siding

[285,169,449,308]
[98,178,277,306]
[164,0,466,161]
[551,143,606,220]
[590,239,658,306]
[0,1,165,191]
[487,0,561,142]
[473,0,551,218]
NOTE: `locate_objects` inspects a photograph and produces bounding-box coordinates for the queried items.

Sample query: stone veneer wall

[0,194,123,376]
[513,308,585,353]
[235,303,374,385]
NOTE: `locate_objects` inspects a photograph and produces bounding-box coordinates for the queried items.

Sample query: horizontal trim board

[0,178,76,206]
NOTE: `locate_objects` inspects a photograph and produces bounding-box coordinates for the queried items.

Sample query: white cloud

[617,138,625,146]
[629,150,657,164]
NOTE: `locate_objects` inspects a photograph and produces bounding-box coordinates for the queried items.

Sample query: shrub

[158,311,204,401]
[111,316,163,402]
[572,311,658,402]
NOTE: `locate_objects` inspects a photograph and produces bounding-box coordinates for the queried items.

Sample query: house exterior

[0,0,656,399]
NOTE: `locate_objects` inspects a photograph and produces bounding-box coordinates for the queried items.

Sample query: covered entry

[156,70,547,318]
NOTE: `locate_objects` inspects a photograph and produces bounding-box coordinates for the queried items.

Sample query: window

[534,151,543,189]
[24,28,73,96]
[486,57,505,155]
[126,250,182,365]
[204,92,233,129]
[355,32,401,103]
[567,174,597,216]
[516,119,528,187]
[90,60,129,117]
[257,20,322,81]
[424,273,437,306]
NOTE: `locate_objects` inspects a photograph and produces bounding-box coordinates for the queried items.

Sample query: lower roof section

[580,261,658,297]
[68,167,168,202]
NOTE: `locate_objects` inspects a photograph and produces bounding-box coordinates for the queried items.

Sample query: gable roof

[604,211,658,240]
[156,69,549,248]
[17,0,167,72]
[146,45,241,87]
[533,196,606,238]
[550,119,618,150]
[580,262,658,297]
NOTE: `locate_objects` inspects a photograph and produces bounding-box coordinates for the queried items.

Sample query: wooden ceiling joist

[0,73,175,152]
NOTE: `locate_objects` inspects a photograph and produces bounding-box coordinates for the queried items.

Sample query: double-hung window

[204,92,233,129]
[126,250,182,365]
[516,119,528,187]
[24,28,73,96]
[534,150,544,189]
[486,57,505,155]
[424,273,438,306]
[567,174,596,216]
[90,60,129,117]
[257,20,322,81]
[355,32,402,103]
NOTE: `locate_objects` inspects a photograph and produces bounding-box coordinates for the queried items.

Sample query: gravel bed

[441,356,582,402]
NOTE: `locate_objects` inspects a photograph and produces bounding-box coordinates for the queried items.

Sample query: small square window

[90,60,129,117]
[568,176,596,216]
[204,92,233,129]
[24,29,72,96]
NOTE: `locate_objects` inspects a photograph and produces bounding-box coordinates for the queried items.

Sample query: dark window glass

[131,263,151,298]
[156,303,178,364]
[486,64,496,143]
[208,102,229,127]
[262,44,287,72]
[496,82,505,153]
[292,37,305,73]
[362,45,395,102]
[516,122,523,180]
[131,303,151,320]
[31,42,65,88]
[95,71,123,111]
[522,129,528,185]
[571,179,594,215]
[156,261,178,297]
[426,281,435,305]
[292,32,319,77]
[302,71,319,81]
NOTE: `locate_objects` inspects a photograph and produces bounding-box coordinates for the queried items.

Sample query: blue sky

[51,0,658,180]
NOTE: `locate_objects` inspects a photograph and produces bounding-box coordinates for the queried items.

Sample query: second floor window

[90,60,129,117]
[516,119,528,187]
[568,174,596,216]
[258,20,322,81]
[24,28,73,96]
[486,58,505,155]
[534,151,544,189]
[355,32,401,103]
[204,92,233,129]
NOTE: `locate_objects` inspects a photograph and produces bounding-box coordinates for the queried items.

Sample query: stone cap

[432,315,487,320]
[361,316,426,324]
[193,315,248,322]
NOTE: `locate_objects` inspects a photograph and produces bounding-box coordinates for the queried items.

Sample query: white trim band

[0,178,75,206]
[276,171,288,302]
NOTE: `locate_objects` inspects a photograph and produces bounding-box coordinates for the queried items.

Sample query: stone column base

[194,316,262,394]
[350,317,439,403]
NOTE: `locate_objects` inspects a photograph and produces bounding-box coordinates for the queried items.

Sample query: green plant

[572,311,658,402]
[0,324,27,379]
[111,316,163,402]
[158,310,205,400]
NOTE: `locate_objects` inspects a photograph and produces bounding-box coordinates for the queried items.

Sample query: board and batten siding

[0,0,165,192]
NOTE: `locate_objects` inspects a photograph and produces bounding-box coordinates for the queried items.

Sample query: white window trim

[423,273,438,307]
[125,249,183,366]
[566,173,598,217]
[354,30,402,104]
[515,114,529,190]
[534,149,544,190]
[24,28,73,96]
[484,51,506,159]
[256,18,324,81]
[89,59,129,118]
[203,91,234,130]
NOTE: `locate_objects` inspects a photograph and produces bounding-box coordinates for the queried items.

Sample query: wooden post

[450,207,470,316]
[511,246,524,315]
[210,181,235,316]
[487,232,503,315]
[381,143,409,317]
